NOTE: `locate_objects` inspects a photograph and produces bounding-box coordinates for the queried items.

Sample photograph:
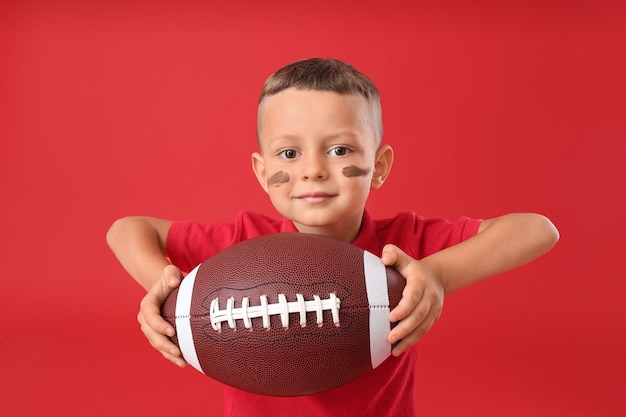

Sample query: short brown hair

[258,58,383,145]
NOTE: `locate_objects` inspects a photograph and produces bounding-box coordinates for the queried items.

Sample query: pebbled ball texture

[161,232,405,396]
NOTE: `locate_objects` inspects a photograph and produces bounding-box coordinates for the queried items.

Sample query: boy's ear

[371,145,394,190]
[251,152,269,193]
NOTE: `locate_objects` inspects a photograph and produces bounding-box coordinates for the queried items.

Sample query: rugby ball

[161,232,405,396]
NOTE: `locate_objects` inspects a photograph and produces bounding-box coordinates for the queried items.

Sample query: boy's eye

[330,147,350,156]
[279,149,299,159]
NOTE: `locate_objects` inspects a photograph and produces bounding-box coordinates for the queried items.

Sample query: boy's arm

[107,216,172,290]
[106,216,187,367]
[382,212,559,356]
[427,212,559,294]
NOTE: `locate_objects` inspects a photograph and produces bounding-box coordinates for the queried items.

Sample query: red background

[1,2,625,416]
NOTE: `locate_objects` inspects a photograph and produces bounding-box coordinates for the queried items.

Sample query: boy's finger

[154,333,182,358]
[141,301,176,337]
[388,297,427,343]
[390,309,439,356]
[139,311,184,359]
[162,265,182,289]
[161,350,188,368]
[381,244,411,269]
[388,276,425,322]
[152,329,187,367]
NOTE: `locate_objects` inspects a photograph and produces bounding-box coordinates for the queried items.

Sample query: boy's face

[252,88,393,242]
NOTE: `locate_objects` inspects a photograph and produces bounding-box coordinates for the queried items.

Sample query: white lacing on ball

[209,293,341,331]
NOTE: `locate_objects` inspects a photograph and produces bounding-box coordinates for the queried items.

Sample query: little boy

[107,58,559,417]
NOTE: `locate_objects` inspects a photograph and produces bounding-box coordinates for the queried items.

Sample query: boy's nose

[301,154,327,181]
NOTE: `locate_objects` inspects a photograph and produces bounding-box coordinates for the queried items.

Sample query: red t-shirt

[167,209,481,417]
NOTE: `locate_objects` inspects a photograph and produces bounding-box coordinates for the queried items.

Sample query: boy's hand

[381,244,444,357]
[137,265,187,368]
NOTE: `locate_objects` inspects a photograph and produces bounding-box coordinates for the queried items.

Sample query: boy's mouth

[295,192,337,204]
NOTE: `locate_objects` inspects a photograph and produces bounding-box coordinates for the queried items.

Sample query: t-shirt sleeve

[165,211,288,273]
[418,215,482,258]
[166,220,238,273]
[381,212,482,259]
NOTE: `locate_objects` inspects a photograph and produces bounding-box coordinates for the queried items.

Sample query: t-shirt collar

[351,209,381,255]
[280,209,381,256]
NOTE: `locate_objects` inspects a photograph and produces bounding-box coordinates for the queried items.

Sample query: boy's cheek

[267,171,290,187]
[342,166,371,177]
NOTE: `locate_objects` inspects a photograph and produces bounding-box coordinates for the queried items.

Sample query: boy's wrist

[419,254,448,294]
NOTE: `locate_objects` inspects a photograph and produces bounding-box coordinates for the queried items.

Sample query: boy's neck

[291,213,364,243]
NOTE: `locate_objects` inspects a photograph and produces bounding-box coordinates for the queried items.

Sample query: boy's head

[257,58,383,147]
[251,58,393,242]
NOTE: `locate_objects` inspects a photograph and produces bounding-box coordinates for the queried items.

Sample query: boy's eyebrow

[265,131,364,146]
